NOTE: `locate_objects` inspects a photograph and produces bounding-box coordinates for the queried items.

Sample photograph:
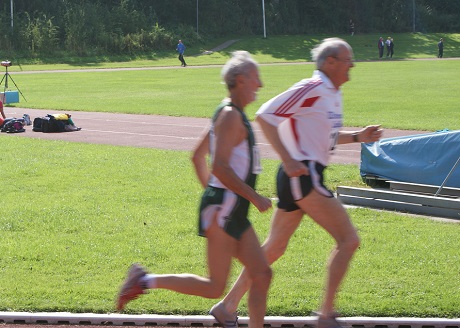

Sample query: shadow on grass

[220,33,460,61]
[1,33,459,67]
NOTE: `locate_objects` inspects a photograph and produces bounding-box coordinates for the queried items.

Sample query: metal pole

[10,0,14,34]
[196,0,199,35]
[262,0,266,38]
[412,0,415,33]
[435,156,460,197]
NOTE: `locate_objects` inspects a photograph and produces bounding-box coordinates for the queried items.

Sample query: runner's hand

[252,194,273,213]
[360,125,383,143]
[283,158,309,177]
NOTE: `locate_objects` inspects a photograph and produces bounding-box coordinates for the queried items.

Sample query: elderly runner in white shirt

[209,38,383,328]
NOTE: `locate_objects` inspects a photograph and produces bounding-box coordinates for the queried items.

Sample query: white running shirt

[208,104,259,189]
[208,134,252,189]
[256,70,343,166]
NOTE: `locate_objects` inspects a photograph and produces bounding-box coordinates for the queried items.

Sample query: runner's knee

[204,281,228,299]
[251,266,273,289]
[263,239,289,264]
[250,266,272,289]
[339,232,360,254]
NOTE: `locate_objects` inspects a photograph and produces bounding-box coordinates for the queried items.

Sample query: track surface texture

[4,107,428,166]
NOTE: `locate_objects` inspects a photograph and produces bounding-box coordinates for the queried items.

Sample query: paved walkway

[198,39,240,55]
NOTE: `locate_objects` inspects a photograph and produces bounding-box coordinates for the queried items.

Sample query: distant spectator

[176,39,187,67]
[378,37,384,59]
[437,38,444,58]
[349,19,355,36]
[386,37,391,57]
[389,38,394,58]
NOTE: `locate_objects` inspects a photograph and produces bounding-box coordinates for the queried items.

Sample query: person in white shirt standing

[209,38,383,328]
[386,37,391,57]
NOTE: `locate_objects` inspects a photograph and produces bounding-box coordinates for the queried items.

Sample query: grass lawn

[4,33,460,69]
[0,137,459,317]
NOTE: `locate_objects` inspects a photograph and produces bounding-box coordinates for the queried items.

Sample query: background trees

[0,0,458,57]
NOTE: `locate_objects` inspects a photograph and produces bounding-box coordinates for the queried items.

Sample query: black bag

[32,117,44,132]
[1,118,25,133]
[33,115,65,133]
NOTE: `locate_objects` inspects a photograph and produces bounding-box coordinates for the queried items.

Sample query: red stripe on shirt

[274,80,322,116]
[300,96,320,108]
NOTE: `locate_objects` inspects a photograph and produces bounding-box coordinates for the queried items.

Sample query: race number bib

[329,131,339,152]
[252,146,262,174]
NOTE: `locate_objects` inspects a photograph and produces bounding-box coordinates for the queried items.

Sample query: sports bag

[32,117,44,132]
[33,115,66,133]
[1,118,25,133]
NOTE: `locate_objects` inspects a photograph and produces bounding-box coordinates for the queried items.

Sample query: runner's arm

[337,125,383,144]
[191,128,211,188]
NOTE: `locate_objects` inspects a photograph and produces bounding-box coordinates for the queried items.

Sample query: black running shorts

[276,160,333,212]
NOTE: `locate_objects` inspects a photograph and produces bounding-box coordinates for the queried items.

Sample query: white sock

[141,274,157,289]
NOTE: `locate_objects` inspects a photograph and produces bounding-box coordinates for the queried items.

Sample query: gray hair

[221,51,258,89]
[311,38,353,69]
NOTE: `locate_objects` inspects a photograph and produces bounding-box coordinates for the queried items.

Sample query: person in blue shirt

[176,40,187,67]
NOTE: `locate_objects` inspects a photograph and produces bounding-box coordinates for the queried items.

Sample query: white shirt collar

[313,70,337,91]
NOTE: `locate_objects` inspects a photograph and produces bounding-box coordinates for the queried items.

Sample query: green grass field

[5,33,460,69]
[1,137,459,317]
[1,33,459,317]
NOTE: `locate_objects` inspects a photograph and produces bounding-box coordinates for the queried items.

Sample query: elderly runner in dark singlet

[117,51,272,328]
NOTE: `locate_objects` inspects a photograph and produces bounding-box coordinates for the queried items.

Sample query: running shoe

[316,312,342,328]
[116,263,147,311]
[209,301,238,328]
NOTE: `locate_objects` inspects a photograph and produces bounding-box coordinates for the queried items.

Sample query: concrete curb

[1,312,459,328]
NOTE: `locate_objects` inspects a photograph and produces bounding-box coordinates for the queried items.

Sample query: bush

[21,12,59,54]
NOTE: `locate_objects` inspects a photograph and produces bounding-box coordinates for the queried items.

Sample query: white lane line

[82,129,200,140]
[79,118,207,128]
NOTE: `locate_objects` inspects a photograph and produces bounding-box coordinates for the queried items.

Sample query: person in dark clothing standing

[176,40,187,67]
[378,37,384,59]
[438,38,444,58]
[349,19,355,36]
